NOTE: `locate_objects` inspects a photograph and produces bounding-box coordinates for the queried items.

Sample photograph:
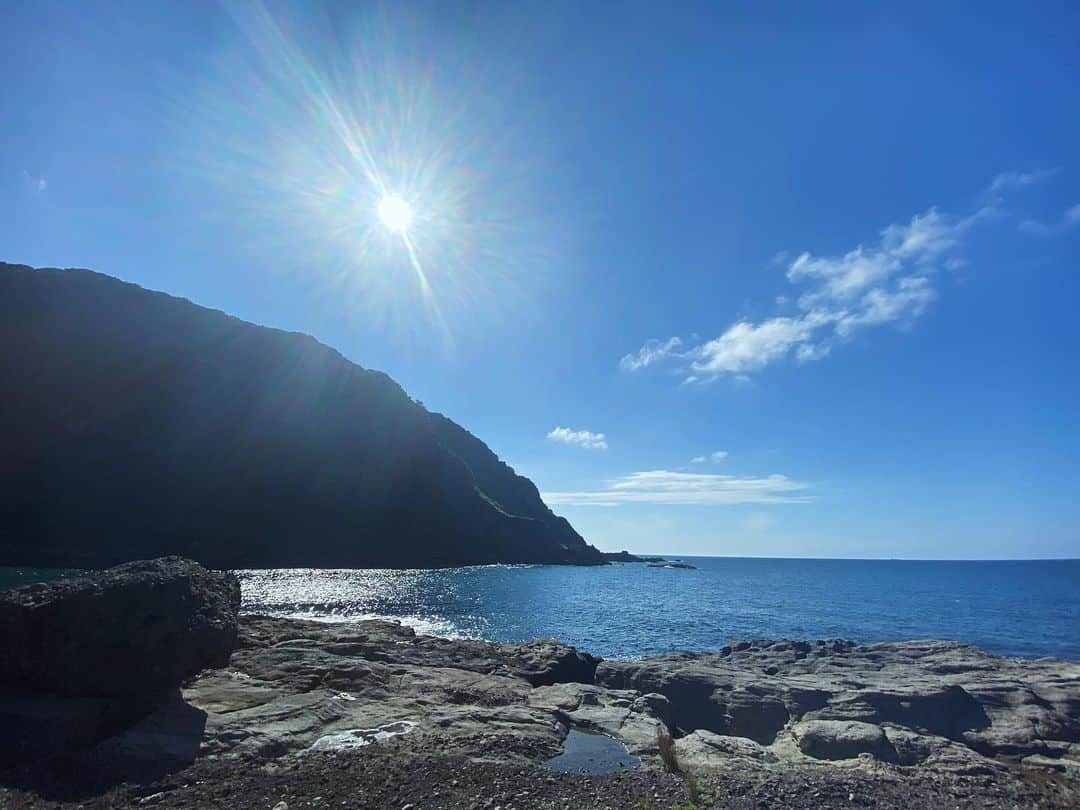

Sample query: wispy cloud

[619,337,682,371]
[547,426,608,450]
[1020,203,1080,237]
[543,469,812,507]
[621,185,1010,384]
[691,450,728,463]
[987,168,1057,195]
[22,171,47,193]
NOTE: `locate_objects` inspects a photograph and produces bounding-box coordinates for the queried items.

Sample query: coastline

[4,630,1078,807]
[5,614,1078,808]
[2,559,1078,808]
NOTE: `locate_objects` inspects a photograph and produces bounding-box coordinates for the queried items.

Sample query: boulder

[793,720,897,761]
[674,730,777,771]
[504,639,600,686]
[631,693,674,733]
[0,556,240,696]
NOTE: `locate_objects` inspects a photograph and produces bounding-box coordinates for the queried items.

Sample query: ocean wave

[241,605,478,641]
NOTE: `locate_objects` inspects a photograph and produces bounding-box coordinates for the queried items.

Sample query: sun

[377,195,413,232]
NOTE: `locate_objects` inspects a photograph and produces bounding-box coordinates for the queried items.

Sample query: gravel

[2,747,1076,809]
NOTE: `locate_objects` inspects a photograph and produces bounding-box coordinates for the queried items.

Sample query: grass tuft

[687,776,703,805]
[668,777,704,809]
[657,729,681,774]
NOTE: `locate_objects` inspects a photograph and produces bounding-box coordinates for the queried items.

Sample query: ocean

[4,557,1078,660]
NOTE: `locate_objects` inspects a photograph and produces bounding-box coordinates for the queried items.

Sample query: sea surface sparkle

[233,557,1080,660]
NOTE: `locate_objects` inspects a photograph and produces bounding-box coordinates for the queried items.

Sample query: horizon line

[613,552,1080,563]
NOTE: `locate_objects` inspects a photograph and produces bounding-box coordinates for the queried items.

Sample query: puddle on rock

[542,729,640,775]
[309,720,416,752]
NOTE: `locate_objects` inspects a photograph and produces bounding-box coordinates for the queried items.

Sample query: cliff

[0,262,602,569]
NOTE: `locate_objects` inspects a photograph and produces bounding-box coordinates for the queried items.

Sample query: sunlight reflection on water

[236,558,1080,660]
[237,566,521,639]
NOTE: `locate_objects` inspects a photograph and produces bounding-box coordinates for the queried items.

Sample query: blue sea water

[235,557,1080,660]
[4,557,1078,660]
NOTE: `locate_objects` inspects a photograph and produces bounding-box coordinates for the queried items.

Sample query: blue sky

[3,1,1078,559]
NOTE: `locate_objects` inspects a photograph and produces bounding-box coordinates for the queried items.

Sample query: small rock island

[1,558,1077,808]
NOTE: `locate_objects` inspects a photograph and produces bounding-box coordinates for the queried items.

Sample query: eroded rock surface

[171,616,611,764]
[596,638,1080,774]
[4,613,1079,807]
[115,620,1078,787]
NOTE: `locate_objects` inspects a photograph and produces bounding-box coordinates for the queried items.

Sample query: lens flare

[377,196,413,232]
[173,1,569,351]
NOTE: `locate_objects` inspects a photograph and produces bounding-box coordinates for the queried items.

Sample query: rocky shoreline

[2,559,1078,808]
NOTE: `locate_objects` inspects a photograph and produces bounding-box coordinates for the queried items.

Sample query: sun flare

[377,195,413,232]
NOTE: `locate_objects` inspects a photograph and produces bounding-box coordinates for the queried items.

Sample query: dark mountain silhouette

[0,262,603,569]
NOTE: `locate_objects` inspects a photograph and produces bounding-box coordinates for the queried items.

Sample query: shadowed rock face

[0,558,236,764]
[0,262,601,569]
[0,557,240,696]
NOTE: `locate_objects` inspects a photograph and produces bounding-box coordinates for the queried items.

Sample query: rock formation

[0,558,240,762]
[0,557,240,695]
[70,616,1077,788]
[596,638,1080,774]
[2,558,1078,807]
[0,262,602,569]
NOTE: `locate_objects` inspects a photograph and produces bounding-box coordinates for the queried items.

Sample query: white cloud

[833,275,937,338]
[1020,203,1080,237]
[689,450,726,464]
[619,336,682,371]
[689,312,833,377]
[988,168,1057,194]
[690,456,707,464]
[788,247,898,304]
[546,426,608,450]
[622,196,996,384]
[543,469,812,507]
